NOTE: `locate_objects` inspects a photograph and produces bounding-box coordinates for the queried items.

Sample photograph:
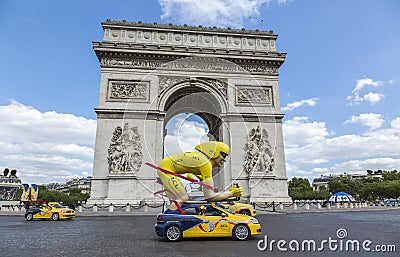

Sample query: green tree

[288,178,313,200]
[36,186,89,203]
[313,187,331,200]
[68,188,90,203]
[382,170,400,181]
[382,180,400,199]
[15,188,23,200]
[328,179,343,194]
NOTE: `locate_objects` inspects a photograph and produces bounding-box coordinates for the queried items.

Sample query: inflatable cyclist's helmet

[195,141,230,159]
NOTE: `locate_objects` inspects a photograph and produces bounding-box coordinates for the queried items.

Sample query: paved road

[1,209,399,257]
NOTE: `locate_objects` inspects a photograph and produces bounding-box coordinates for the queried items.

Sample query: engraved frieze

[236,86,273,105]
[100,56,279,75]
[108,80,149,101]
[108,123,143,174]
[243,126,274,174]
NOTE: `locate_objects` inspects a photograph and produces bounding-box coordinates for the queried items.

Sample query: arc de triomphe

[87,20,291,205]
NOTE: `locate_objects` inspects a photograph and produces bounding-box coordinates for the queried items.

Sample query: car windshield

[214,202,234,214]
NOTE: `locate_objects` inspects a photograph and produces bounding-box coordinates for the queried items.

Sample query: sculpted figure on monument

[243,126,274,174]
[108,123,143,174]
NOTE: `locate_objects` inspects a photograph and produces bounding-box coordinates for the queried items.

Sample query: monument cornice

[94,108,284,122]
[98,19,285,57]
[102,19,278,37]
[93,41,286,60]
[222,113,284,123]
[95,108,165,120]
[93,47,284,75]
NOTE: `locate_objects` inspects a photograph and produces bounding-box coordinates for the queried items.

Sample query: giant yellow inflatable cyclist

[157,141,243,213]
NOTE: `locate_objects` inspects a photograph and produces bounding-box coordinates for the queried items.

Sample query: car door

[200,205,231,236]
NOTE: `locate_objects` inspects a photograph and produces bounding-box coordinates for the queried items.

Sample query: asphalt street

[1,209,399,257]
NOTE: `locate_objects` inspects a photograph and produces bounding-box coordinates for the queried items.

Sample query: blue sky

[1,0,399,184]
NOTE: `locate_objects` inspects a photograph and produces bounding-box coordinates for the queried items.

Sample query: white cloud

[164,113,209,155]
[282,116,330,146]
[285,163,312,180]
[0,100,95,145]
[283,115,400,179]
[391,117,400,129]
[158,0,285,28]
[0,100,96,184]
[352,77,383,93]
[328,158,400,174]
[281,97,318,112]
[347,77,385,105]
[362,92,385,104]
[344,113,384,130]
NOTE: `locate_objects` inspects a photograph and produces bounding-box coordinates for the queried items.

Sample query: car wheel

[52,213,59,221]
[239,210,251,216]
[26,213,33,221]
[165,225,182,242]
[232,224,250,241]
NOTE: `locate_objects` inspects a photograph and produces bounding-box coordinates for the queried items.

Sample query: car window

[183,207,197,215]
[204,206,223,216]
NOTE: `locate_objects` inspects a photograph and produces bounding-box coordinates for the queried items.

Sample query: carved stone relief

[158,76,186,93]
[236,86,272,105]
[158,76,228,99]
[201,78,228,99]
[108,80,149,101]
[243,126,274,174]
[108,123,143,174]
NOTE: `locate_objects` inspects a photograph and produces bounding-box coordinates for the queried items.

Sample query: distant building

[46,183,64,191]
[312,172,382,191]
[0,171,22,200]
[48,177,92,195]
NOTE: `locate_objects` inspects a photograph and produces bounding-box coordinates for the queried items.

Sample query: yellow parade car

[221,200,257,217]
[25,202,75,221]
[155,202,261,241]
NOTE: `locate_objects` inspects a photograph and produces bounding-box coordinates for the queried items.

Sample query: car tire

[52,213,59,221]
[165,225,182,242]
[232,224,250,241]
[26,213,33,221]
[239,210,251,216]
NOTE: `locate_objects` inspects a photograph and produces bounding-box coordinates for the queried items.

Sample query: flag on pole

[30,184,39,201]
[20,184,30,201]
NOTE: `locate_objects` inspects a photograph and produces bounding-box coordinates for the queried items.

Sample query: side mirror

[221,212,228,217]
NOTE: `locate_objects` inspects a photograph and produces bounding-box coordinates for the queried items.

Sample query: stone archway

[87,20,292,205]
[161,79,227,189]
[161,79,226,141]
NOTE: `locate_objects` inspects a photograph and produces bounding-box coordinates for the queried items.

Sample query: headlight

[250,218,259,224]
